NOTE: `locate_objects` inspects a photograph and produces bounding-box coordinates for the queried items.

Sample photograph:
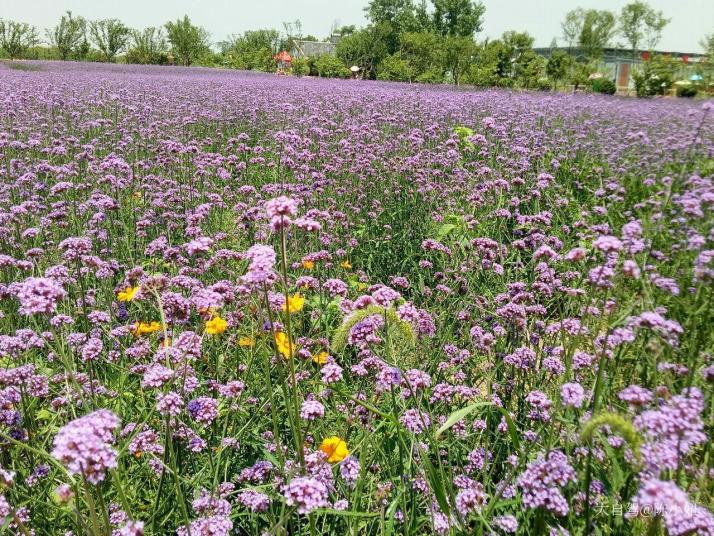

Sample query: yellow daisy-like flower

[313,351,329,365]
[205,315,228,335]
[282,293,305,314]
[274,331,294,358]
[302,259,315,270]
[117,286,140,302]
[131,321,161,336]
[340,260,352,269]
[319,436,349,463]
[238,337,255,348]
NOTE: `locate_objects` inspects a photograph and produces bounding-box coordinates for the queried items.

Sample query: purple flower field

[0,61,713,535]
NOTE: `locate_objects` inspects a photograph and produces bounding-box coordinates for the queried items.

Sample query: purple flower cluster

[51,410,120,484]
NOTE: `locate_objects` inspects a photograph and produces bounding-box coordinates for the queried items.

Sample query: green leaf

[434,402,492,439]
[436,223,456,239]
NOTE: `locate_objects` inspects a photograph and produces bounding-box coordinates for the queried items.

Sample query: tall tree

[619,1,669,60]
[365,0,418,52]
[0,20,38,60]
[46,11,86,61]
[89,19,131,62]
[164,15,210,66]
[126,27,167,64]
[579,9,616,59]
[432,0,485,37]
[336,24,390,79]
[546,49,572,89]
[561,9,584,51]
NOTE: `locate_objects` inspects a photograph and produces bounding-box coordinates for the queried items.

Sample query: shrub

[314,54,350,79]
[535,78,552,91]
[291,57,309,77]
[591,78,616,95]
[633,55,676,97]
[377,53,414,82]
[676,85,698,98]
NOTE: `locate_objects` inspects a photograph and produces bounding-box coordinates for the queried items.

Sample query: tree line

[0,1,712,95]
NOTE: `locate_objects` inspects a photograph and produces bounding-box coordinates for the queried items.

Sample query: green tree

[579,10,616,60]
[546,49,572,89]
[89,19,130,62]
[569,61,595,91]
[432,0,485,37]
[0,20,38,60]
[441,34,477,84]
[561,9,583,50]
[619,1,670,60]
[364,0,418,52]
[46,11,86,61]
[164,15,210,66]
[399,31,444,81]
[336,25,390,79]
[222,29,279,71]
[126,27,167,64]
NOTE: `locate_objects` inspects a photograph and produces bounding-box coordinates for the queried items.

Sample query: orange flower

[239,337,255,348]
[282,293,305,314]
[302,259,315,270]
[340,260,352,269]
[118,286,140,302]
[313,351,329,365]
[205,315,228,335]
[131,321,161,336]
[274,331,294,358]
[319,436,349,463]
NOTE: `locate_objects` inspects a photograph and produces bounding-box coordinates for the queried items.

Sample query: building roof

[533,46,706,62]
[292,40,337,58]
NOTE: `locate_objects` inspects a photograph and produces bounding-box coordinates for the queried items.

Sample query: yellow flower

[205,315,228,335]
[239,337,255,348]
[117,286,140,302]
[282,293,305,314]
[340,260,352,269]
[319,436,349,463]
[302,260,315,270]
[131,321,161,336]
[313,351,329,365]
[274,331,294,358]
[132,191,142,200]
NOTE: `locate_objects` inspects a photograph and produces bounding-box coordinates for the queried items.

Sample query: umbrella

[690,74,703,81]
[588,72,604,80]
[350,66,360,73]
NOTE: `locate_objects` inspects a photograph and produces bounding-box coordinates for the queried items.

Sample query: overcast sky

[1,0,711,52]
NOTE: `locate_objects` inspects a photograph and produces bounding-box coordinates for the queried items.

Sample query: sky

[0,0,711,52]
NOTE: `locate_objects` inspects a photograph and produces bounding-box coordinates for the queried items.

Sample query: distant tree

[441,34,477,84]
[0,20,39,60]
[432,0,485,37]
[546,49,572,89]
[415,0,433,32]
[126,27,167,64]
[561,9,583,50]
[222,29,280,71]
[46,11,86,61]
[579,9,616,60]
[335,25,357,36]
[164,15,210,66]
[336,25,390,78]
[702,29,714,57]
[89,19,130,62]
[619,1,669,60]
[399,31,444,81]
[364,0,418,52]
